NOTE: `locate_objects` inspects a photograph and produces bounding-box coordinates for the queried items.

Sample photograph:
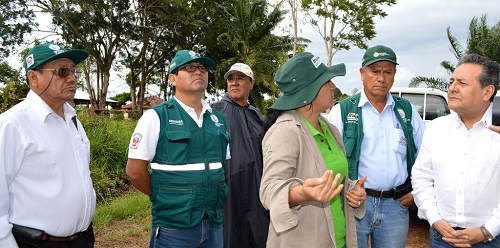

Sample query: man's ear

[27,70,38,88]
[483,84,495,101]
[168,74,177,87]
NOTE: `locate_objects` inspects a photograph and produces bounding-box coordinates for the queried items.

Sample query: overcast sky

[291,0,500,95]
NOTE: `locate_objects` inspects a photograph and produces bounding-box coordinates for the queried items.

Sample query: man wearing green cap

[0,43,96,247]
[126,50,229,248]
[328,45,425,248]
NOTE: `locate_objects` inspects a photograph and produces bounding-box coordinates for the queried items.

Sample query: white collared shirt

[328,90,425,190]
[412,104,500,237]
[0,91,95,246]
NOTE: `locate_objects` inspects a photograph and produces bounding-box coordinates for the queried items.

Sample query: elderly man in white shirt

[0,43,95,248]
[412,54,500,247]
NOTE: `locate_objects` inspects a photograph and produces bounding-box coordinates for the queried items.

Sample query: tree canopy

[302,0,397,66]
[1,0,399,114]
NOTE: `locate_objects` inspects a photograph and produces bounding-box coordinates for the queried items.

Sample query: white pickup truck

[389,87,450,124]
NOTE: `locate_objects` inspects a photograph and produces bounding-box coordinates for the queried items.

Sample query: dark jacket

[211,94,269,248]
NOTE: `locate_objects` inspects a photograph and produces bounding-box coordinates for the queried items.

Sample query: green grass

[93,190,151,233]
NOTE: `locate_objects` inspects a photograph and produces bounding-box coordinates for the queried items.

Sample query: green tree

[31,0,136,111]
[121,0,217,113]
[302,0,397,66]
[0,81,29,112]
[0,0,35,59]
[109,92,130,109]
[0,62,28,112]
[206,0,292,111]
[410,14,500,91]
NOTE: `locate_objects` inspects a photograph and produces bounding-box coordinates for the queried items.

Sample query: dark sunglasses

[37,68,83,80]
[178,64,209,73]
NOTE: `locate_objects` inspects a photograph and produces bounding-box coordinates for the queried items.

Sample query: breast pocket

[392,128,407,155]
[205,130,230,161]
[165,131,191,164]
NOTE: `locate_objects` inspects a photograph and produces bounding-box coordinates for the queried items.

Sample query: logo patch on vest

[169,119,184,125]
[210,114,219,123]
[397,108,406,119]
[347,112,358,122]
[130,133,142,149]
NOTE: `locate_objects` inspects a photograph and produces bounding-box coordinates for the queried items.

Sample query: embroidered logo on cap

[26,54,34,68]
[311,56,321,68]
[373,52,390,58]
[189,50,198,58]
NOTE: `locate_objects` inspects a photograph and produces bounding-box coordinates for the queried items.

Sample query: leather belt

[42,232,83,242]
[365,188,396,199]
[365,178,413,199]
[202,212,209,219]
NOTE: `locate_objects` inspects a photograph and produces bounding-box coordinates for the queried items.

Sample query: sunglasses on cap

[36,67,83,80]
[177,64,209,73]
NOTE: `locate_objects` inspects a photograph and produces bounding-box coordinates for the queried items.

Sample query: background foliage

[78,111,137,202]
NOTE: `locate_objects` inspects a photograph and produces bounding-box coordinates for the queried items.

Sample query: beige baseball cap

[224,63,254,80]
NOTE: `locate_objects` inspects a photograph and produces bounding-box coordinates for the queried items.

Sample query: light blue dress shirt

[328,90,425,190]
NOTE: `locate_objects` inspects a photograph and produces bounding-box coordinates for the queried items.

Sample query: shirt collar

[359,89,394,108]
[25,90,76,122]
[451,103,493,129]
[173,96,212,115]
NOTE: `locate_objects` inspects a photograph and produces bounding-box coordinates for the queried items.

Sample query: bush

[78,111,137,202]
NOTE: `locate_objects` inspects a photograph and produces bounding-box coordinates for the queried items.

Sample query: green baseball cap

[362,45,398,66]
[168,50,216,74]
[272,52,346,110]
[23,43,89,73]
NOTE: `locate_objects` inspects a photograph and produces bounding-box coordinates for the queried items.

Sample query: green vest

[150,98,230,228]
[339,93,417,180]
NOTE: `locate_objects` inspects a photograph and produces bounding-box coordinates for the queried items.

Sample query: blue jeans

[356,195,409,248]
[430,227,500,247]
[150,220,223,248]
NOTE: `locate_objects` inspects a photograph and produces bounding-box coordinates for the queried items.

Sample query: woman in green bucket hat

[259,52,367,248]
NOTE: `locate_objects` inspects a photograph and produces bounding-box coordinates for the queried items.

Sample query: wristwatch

[480,225,493,242]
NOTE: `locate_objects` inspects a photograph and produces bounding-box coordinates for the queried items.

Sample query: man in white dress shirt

[412,54,500,247]
[0,43,96,248]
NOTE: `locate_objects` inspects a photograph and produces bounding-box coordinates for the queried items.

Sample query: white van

[389,87,450,124]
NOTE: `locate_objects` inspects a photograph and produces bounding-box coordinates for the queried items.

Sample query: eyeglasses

[37,68,82,80]
[178,64,209,73]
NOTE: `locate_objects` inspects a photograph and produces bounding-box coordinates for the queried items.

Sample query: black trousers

[17,224,94,248]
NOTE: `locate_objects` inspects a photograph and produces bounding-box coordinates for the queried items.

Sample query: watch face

[493,96,500,126]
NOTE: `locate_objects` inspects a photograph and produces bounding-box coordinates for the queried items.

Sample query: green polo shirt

[304,117,348,248]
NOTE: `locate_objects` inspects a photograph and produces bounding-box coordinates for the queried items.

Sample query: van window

[391,93,450,121]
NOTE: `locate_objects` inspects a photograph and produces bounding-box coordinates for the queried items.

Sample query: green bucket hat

[23,43,89,73]
[168,50,216,74]
[362,45,398,66]
[272,52,346,110]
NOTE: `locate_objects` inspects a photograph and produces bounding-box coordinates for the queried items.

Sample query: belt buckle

[378,190,385,198]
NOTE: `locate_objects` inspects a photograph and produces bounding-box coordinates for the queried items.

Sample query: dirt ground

[406,208,430,247]
[95,208,430,248]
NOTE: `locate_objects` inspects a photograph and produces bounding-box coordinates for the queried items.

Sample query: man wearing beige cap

[211,63,269,248]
